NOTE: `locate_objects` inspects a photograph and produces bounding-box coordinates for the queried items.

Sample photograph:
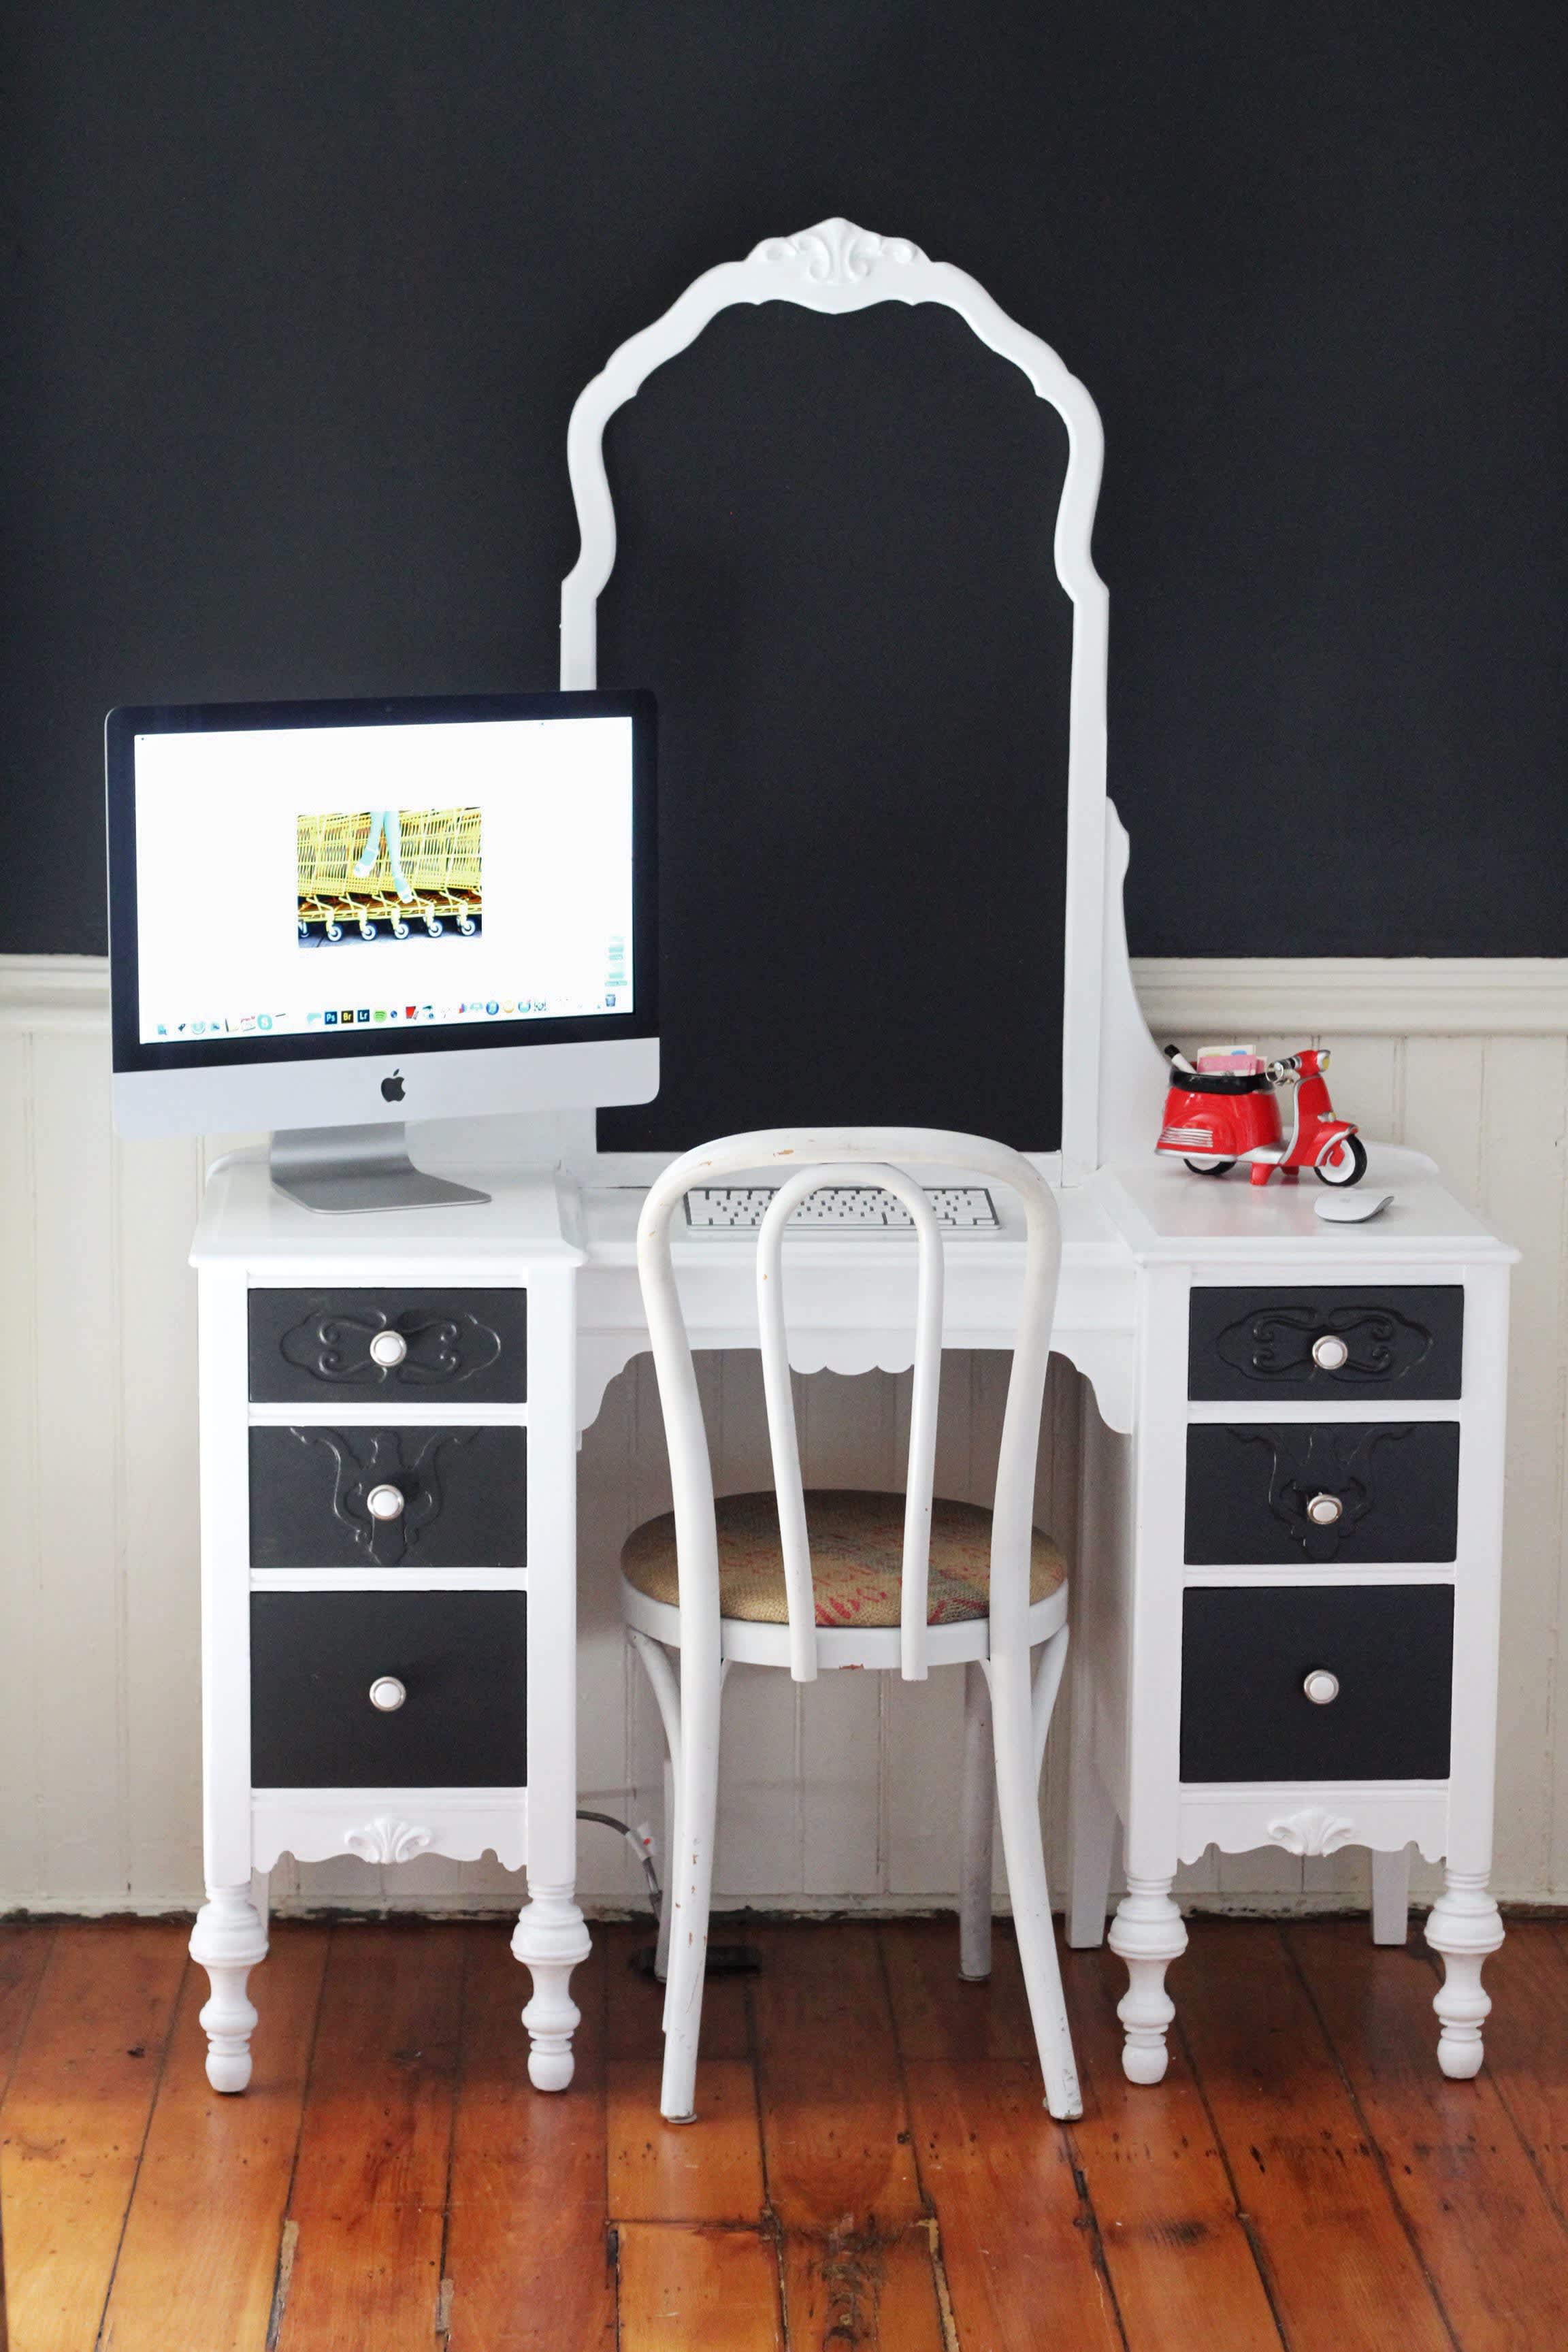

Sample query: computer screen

[107,690,657,1141]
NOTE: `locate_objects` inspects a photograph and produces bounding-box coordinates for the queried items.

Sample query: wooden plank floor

[3,1915,1567,2348]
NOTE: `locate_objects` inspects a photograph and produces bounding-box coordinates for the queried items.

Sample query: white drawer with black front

[250,1590,528,1787]
[248,1286,528,1404]
[1179,1584,1454,1783]
[1184,1420,1460,1566]
[249,1423,527,1569]
[1187,1286,1463,1403]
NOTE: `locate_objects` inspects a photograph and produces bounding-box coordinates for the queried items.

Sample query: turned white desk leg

[191,1883,268,2093]
[512,1884,591,2092]
[1109,1876,1186,2085]
[959,1657,995,1980]
[1370,1847,1411,1946]
[1426,1868,1504,2080]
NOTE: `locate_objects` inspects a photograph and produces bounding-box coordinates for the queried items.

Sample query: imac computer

[107,689,657,1211]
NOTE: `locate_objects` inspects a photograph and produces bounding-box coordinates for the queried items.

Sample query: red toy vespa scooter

[1157,1046,1367,1188]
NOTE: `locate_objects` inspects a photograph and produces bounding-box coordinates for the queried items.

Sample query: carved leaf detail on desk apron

[343,1817,436,1865]
[1268,1808,1357,1858]
[290,1426,478,1562]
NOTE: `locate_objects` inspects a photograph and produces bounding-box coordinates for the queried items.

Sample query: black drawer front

[1181,1584,1453,1781]
[251,1591,527,1787]
[1188,1286,1463,1402]
[1185,1421,1459,1565]
[248,1288,526,1403]
[250,1424,526,1568]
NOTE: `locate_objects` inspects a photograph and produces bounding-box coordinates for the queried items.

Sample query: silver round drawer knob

[365,1482,406,1522]
[1311,1333,1350,1371]
[1305,1490,1343,1526]
[368,1676,407,1712]
[369,1328,408,1369]
[1303,1669,1341,1707]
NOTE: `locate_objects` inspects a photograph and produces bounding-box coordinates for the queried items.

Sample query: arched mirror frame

[559,217,1164,1183]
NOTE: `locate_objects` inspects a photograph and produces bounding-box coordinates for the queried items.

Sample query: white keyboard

[683,1184,1000,1232]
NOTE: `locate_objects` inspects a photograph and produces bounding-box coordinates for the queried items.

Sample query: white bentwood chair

[619,1127,1081,2123]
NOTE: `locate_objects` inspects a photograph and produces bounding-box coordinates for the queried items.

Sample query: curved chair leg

[959,1658,995,1979]
[658,1652,725,2123]
[1067,1750,1119,1950]
[628,1627,683,1776]
[627,1629,683,1982]
[1370,1846,1411,1946]
[1030,1621,1070,1784]
[655,1757,675,1982]
[988,1638,1081,2120]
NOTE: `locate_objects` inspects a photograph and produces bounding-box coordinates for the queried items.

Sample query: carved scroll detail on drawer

[250,1424,526,1569]
[1184,1420,1460,1566]
[291,1426,477,1565]
[249,1288,526,1402]
[1188,1285,1463,1401]
[280,1306,502,1387]
[1231,1422,1414,1562]
[1215,1304,1433,1386]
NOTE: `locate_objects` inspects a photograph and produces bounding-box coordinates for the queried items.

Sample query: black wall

[3,0,1563,976]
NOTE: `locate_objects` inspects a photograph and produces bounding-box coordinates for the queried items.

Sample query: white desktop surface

[1100,1143,1514,1267]
[191,1152,586,1273]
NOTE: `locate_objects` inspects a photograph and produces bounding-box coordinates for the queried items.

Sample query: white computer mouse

[1313,1190,1394,1224]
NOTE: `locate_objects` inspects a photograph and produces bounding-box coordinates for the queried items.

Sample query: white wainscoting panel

[3,953,1565,1920]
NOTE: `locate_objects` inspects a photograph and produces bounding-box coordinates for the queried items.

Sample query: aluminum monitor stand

[269,1124,490,1213]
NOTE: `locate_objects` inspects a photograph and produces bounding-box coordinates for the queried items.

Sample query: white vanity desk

[185,218,1515,2099]
[191,1131,1511,2093]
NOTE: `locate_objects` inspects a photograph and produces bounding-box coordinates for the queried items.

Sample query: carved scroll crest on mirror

[558,218,1164,1180]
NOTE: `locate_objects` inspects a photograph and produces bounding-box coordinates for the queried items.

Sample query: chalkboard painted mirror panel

[594,301,1069,1154]
[559,221,1164,1180]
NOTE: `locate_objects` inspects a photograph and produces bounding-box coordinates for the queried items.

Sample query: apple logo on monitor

[381,1071,405,1103]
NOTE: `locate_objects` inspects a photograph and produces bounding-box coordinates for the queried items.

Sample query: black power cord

[575,1809,661,1913]
[574,1808,761,1978]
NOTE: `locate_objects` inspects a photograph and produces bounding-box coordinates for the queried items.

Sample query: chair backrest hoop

[636,1127,1062,1684]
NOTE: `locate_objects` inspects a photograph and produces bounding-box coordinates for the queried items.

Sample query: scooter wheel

[1185,1158,1235,1177]
[1315,1135,1367,1187]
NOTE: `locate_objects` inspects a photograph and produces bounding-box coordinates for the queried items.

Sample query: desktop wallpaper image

[297,804,483,947]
